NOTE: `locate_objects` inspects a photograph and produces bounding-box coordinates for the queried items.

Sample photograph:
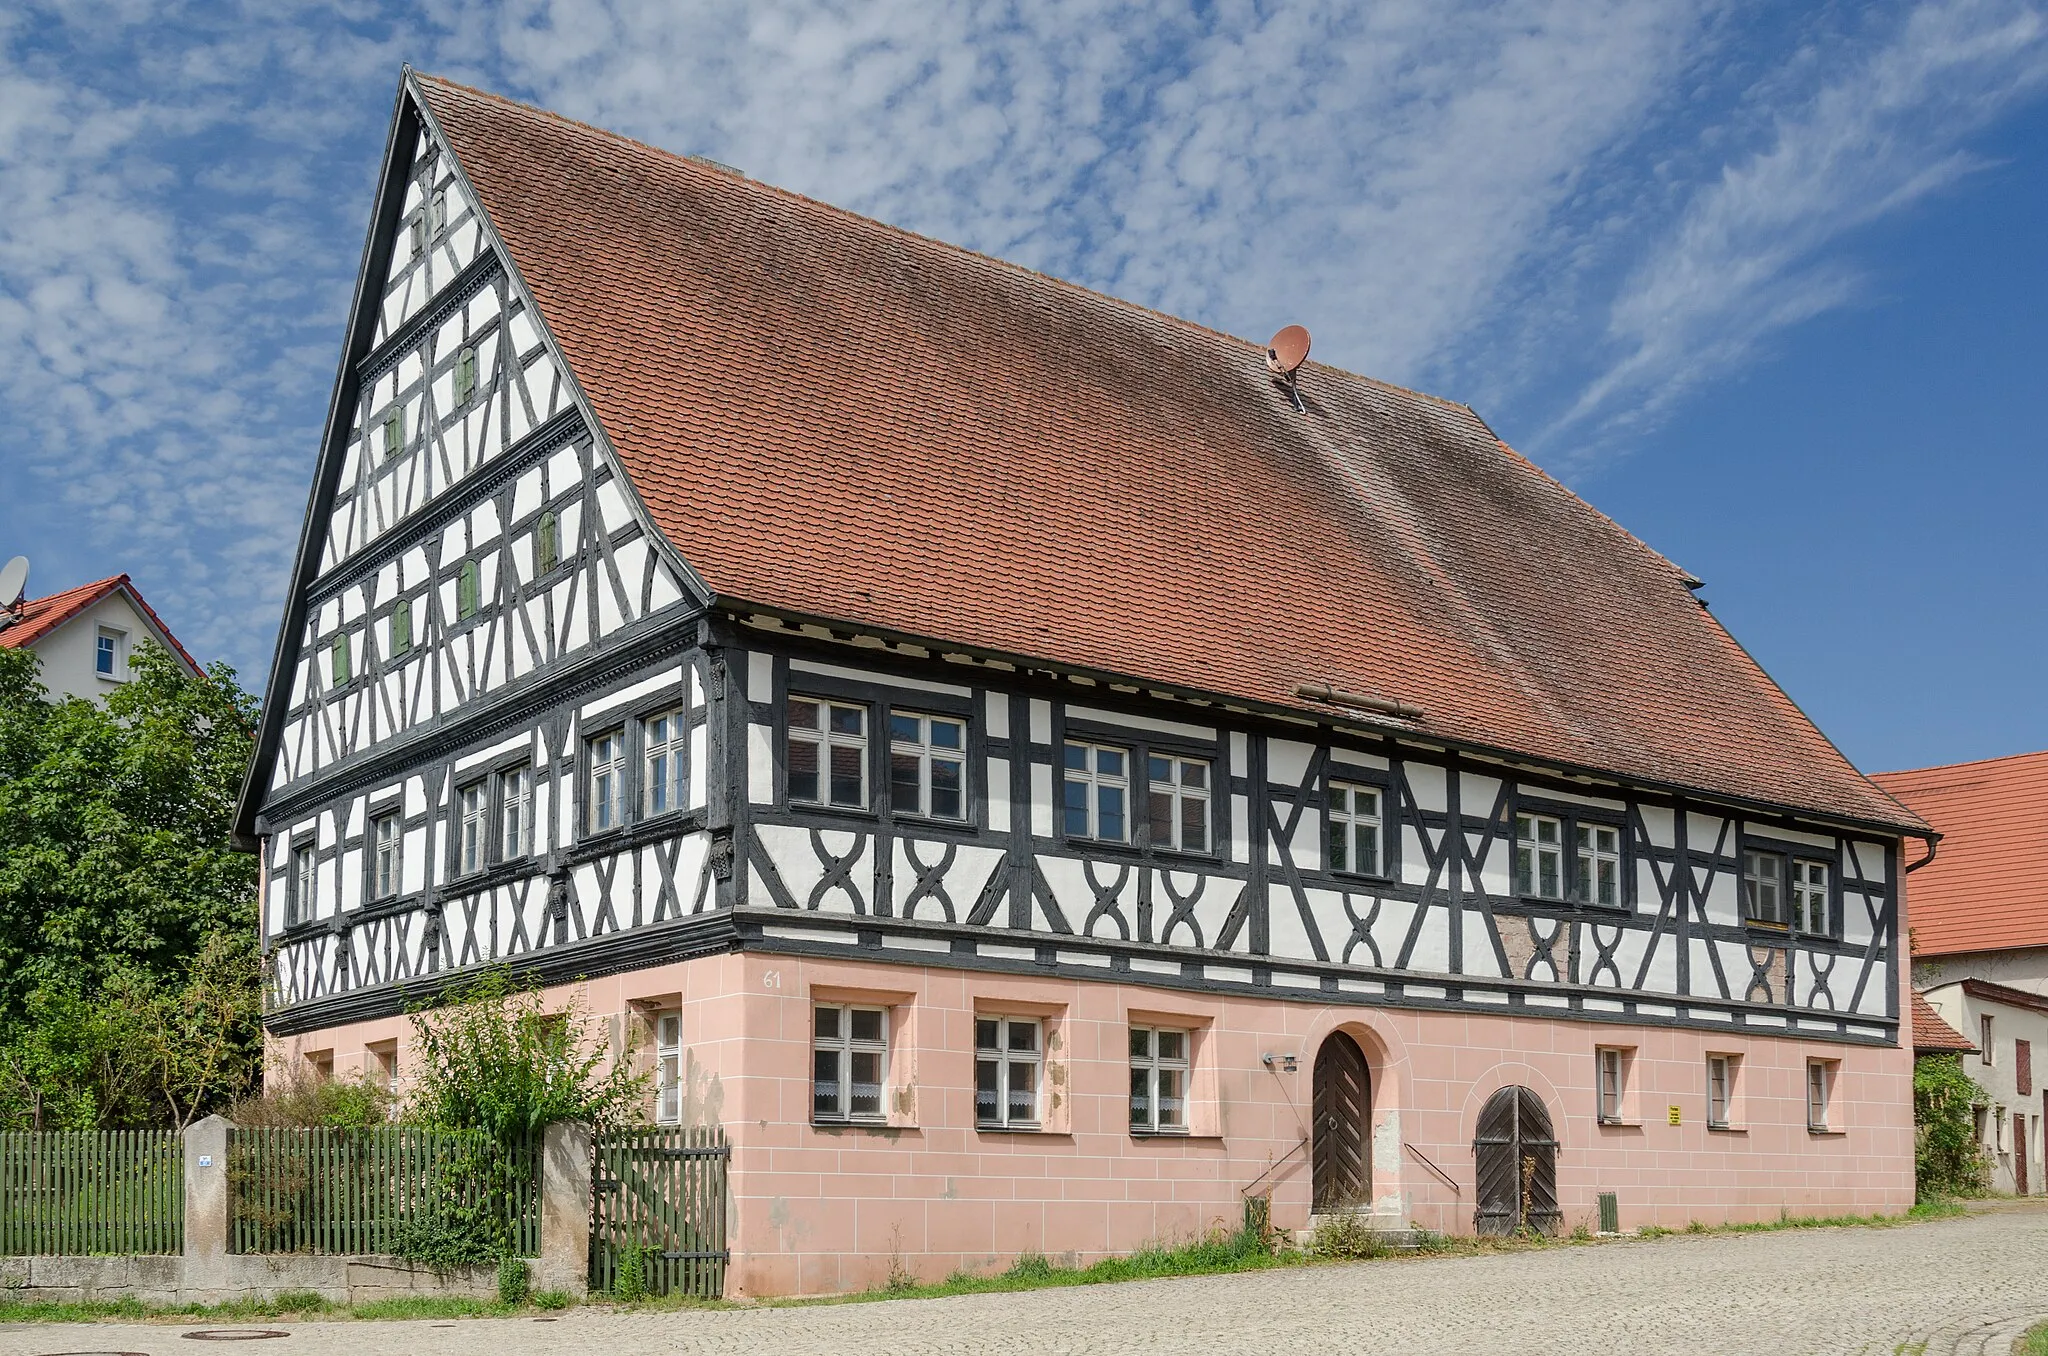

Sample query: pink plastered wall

[268,949,1914,1298]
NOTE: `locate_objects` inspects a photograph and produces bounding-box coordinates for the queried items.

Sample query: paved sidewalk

[4,1205,2045,1356]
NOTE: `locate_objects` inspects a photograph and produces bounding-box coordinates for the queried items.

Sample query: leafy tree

[406,968,647,1141]
[1914,1054,1991,1199]
[0,642,261,1128]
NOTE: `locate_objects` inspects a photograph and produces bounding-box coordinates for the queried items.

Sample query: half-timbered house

[236,70,1935,1296]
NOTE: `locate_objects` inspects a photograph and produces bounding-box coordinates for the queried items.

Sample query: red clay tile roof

[1875,750,2048,956]
[0,574,202,676]
[1909,989,1977,1055]
[415,74,1923,834]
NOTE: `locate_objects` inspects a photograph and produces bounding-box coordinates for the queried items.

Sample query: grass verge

[0,1290,575,1325]
[2016,1320,2048,1356]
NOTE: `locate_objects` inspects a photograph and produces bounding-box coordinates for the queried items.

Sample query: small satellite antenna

[1266,325,1310,413]
[0,556,27,612]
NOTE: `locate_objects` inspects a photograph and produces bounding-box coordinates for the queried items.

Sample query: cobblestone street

[5,1205,2045,1356]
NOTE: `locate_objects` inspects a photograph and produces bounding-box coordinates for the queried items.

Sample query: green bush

[1308,1212,1388,1259]
[613,1241,648,1302]
[533,1290,572,1311]
[1914,1055,1992,1199]
[497,1256,531,1306]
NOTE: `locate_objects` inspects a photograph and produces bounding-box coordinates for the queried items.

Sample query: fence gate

[590,1126,729,1299]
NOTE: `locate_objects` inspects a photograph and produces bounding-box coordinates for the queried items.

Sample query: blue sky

[1,0,2043,775]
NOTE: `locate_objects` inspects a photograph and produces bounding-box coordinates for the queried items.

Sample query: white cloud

[0,0,2042,684]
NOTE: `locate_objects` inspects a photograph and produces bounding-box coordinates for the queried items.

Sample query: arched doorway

[1473,1085,1560,1236]
[1311,1031,1371,1211]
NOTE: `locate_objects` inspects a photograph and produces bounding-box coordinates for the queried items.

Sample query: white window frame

[975,1015,1043,1130]
[1806,1060,1834,1132]
[95,626,125,679]
[1573,823,1623,907]
[1982,1014,1994,1066]
[812,1003,888,1124]
[1062,741,1130,844]
[1596,1047,1626,1124]
[1515,813,1565,900]
[1129,1027,1190,1134]
[1707,1054,1736,1129]
[1743,849,1786,925]
[642,709,687,817]
[1145,753,1211,854]
[1791,859,1829,934]
[369,1041,400,1096]
[371,812,401,901]
[587,729,625,833]
[290,843,317,927]
[787,696,869,810]
[499,766,531,860]
[654,1011,683,1126]
[1327,781,1384,876]
[457,781,487,875]
[888,711,968,821]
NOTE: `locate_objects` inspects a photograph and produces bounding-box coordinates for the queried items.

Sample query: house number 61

[762,969,782,989]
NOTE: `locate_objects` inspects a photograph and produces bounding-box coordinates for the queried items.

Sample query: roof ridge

[411,71,1480,421]
[1873,746,2048,780]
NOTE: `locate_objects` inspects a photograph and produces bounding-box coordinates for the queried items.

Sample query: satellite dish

[1266,325,1311,378]
[0,556,26,610]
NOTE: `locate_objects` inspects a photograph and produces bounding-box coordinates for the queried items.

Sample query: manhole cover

[181,1332,290,1342]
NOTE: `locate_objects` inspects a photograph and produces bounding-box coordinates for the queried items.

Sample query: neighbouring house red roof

[1909,989,1977,1055]
[412,75,1924,834]
[1874,750,2048,957]
[0,573,203,676]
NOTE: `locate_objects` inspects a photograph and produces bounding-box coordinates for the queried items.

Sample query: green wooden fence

[0,1130,183,1256]
[590,1126,729,1299]
[228,1126,539,1256]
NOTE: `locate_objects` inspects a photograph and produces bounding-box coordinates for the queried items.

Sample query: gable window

[371,813,401,901]
[1790,859,1830,934]
[975,1016,1041,1129]
[1743,850,1785,925]
[457,782,487,874]
[95,628,123,679]
[408,213,425,256]
[643,709,686,817]
[1515,813,1565,900]
[381,407,404,462]
[812,1004,886,1123]
[289,843,316,927]
[1146,755,1209,853]
[587,730,625,833]
[499,766,531,859]
[535,510,559,574]
[787,697,867,809]
[390,599,412,656]
[654,1011,683,1126]
[454,346,479,404]
[1573,825,1621,907]
[1129,1027,1189,1133]
[1063,741,1129,843]
[330,633,351,687]
[888,712,966,821]
[1327,782,1384,876]
[1982,1015,1994,1066]
[456,561,480,619]
[1806,1060,1835,1132]
[429,189,448,237]
[1596,1047,1627,1124]
[1707,1054,1736,1129]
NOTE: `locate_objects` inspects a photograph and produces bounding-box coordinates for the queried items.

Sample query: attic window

[381,408,404,461]
[536,510,559,573]
[330,633,351,687]
[430,189,448,237]
[408,214,425,257]
[390,599,412,655]
[456,561,481,619]
[454,346,479,404]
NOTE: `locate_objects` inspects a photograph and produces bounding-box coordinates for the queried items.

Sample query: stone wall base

[0,1253,518,1307]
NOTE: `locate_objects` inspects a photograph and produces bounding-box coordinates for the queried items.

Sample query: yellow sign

[1668,1105,1682,1126]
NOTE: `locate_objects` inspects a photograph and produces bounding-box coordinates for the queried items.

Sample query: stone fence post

[182,1115,234,1290]
[537,1121,592,1298]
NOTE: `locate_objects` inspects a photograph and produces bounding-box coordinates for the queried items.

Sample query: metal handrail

[1405,1141,1461,1195]
[1239,1136,1309,1198]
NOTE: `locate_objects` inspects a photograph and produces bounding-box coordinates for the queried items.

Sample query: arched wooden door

[1474,1085,1560,1236]
[1311,1031,1371,1211]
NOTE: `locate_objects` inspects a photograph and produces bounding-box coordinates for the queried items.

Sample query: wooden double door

[1474,1085,1560,1236]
